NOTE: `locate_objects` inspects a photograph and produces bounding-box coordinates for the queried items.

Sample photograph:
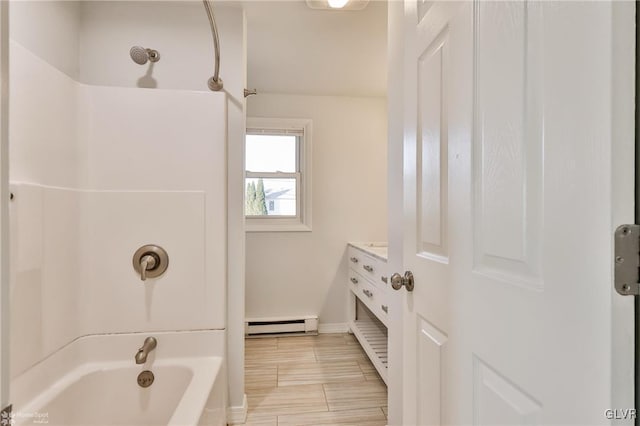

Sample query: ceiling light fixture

[305,0,370,11]
[327,0,349,8]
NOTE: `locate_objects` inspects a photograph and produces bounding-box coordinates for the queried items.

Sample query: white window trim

[245,117,312,232]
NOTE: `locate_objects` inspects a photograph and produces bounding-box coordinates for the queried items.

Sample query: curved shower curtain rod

[203,0,223,91]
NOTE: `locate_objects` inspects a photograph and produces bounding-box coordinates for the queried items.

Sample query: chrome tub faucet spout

[135,337,157,364]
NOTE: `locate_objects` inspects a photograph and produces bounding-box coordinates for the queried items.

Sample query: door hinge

[614,224,640,295]
[0,404,12,426]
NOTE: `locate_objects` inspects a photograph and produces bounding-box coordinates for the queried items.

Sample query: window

[245,118,312,232]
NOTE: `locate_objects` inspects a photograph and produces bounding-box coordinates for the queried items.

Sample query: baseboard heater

[245,316,318,337]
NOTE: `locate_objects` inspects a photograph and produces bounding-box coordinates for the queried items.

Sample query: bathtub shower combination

[11,332,226,426]
[9,1,231,425]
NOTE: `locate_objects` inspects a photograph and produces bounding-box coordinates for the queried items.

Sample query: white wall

[10,1,81,80]
[244,0,387,97]
[246,94,387,327]
[78,1,241,93]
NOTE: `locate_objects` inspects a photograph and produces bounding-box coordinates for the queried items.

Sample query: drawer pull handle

[350,277,358,284]
[362,289,373,298]
[350,257,359,263]
[363,265,374,273]
[381,305,388,313]
[381,276,388,283]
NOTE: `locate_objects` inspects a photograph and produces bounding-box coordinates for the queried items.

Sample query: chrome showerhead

[130,46,160,65]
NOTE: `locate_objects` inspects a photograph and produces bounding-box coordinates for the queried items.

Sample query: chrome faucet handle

[139,255,157,281]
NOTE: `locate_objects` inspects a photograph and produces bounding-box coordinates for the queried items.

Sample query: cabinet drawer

[367,285,389,326]
[371,258,390,293]
[352,278,389,327]
[354,252,389,292]
[359,253,378,280]
[376,297,389,323]
[348,270,366,294]
[356,279,378,315]
[347,247,363,270]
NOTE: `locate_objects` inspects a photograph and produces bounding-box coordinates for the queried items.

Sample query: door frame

[386,0,407,424]
[635,0,640,415]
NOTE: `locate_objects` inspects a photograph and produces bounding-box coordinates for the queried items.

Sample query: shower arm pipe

[203,0,223,91]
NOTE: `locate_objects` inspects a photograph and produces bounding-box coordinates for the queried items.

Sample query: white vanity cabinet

[346,243,389,384]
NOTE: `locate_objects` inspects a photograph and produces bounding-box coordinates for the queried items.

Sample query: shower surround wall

[76,86,226,335]
[77,2,248,414]
[10,40,227,376]
[9,0,232,395]
[9,36,82,377]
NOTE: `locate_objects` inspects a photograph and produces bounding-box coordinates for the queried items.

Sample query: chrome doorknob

[391,271,415,292]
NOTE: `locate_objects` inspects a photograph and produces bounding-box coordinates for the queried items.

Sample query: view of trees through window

[245,178,268,216]
[244,177,297,217]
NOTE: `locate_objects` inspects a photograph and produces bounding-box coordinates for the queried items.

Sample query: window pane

[246,134,297,173]
[245,178,297,216]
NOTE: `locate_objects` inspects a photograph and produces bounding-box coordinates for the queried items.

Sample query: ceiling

[242,0,387,97]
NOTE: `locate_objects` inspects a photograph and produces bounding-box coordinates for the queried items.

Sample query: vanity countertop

[348,242,388,262]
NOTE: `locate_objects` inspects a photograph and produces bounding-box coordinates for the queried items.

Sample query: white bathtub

[11,331,227,426]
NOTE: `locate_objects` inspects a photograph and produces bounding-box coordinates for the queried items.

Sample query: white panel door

[397,1,635,425]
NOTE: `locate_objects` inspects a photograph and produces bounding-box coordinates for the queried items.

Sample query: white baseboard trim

[227,394,248,425]
[318,322,350,334]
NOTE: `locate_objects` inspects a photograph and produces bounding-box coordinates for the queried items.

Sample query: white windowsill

[246,220,312,233]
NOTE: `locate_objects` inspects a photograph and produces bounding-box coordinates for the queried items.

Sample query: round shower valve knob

[133,245,169,281]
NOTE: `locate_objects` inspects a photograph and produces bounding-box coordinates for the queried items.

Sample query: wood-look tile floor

[236,333,388,426]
